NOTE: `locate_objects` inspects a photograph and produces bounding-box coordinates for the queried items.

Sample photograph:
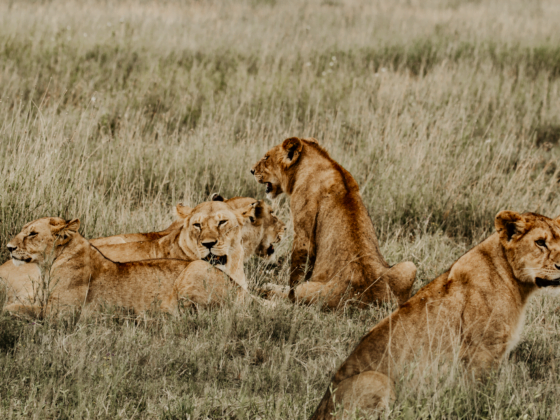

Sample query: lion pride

[311,211,560,418]
[251,137,417,309]
[2,203,254,316]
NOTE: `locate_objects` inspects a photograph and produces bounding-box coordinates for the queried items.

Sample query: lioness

[311,211,560,419]
[94,200,255,290]
[2,216,248,317]
[0,198,286,297]
[251,137,416,309]
[90,195,286,262]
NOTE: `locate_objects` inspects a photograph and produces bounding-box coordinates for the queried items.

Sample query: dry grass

[1,0,560,418]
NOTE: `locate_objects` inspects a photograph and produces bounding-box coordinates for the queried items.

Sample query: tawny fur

[89,196,285,262]
[2,217,245,317]
[311,211,560,419]
[0,198,285,296]
[251,137,417,309]
[94,200,254,290]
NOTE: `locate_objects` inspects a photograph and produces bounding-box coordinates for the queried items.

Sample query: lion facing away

[251,137,417,309]
[89,195,286,263]
[311,211,560,419]
[2,208,253,316]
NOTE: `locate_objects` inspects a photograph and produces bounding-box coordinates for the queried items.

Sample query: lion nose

[7,244,17,252]
[202,240,217,250]
[250,169,255,175]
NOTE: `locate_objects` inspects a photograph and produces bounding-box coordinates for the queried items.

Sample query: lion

[93,200,255,289]
[251,137,417,309]
[311,211,560,419]
[89,195,286,263]
[0,197,286,297]
[2,210,252,316]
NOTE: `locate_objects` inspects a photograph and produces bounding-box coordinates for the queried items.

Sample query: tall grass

[1,0,560,418]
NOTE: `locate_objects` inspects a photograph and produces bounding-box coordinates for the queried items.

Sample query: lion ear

[495,211,526,243]
[51,218,80,245]
[253,200,264,220]
[235,201,258,226]
[281,137,303,168]
[175,203,193,220]
[211,193,225,202]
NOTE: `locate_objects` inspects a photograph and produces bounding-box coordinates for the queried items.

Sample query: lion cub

[251,137,417,309]
[311,211,560,419]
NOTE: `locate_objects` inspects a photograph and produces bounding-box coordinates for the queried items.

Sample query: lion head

[251,137,319,200]
[7,218,80,267]
[174,200,256,289]
[496,211,560,289]
[212,195,286,263]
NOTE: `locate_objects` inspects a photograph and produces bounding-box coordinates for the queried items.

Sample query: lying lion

[311,211,560,419]
[251,137,417,309]
[90,195,286,263]
[92,200,256,289]
[2,202,254,316]
[0,197,285,298]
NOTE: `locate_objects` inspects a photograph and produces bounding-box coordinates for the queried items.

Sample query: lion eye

[536,239,547,248]
[28,232,38,238]
[193,223,201,229]
[263,156,269,161]
[218,220,228,227]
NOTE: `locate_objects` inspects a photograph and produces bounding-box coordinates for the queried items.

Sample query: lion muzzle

[536,277,560,287]
[202,253,228,266]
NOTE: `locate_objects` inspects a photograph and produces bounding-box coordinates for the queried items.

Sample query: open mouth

[11,256,32,263]
[202,253,228,266]
[265,182,273,194]
[536,277,560,287]
[266,244,275,256]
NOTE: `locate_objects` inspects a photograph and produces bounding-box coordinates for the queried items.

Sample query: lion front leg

[289,235,316,289]
[172,261,243,310]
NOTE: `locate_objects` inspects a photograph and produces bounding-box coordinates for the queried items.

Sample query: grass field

[1,0,560,418]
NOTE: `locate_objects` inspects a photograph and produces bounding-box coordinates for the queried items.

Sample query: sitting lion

[311,211,560,419]
[251,137,417,309]
[2,205,253,316]
[0,197,285,297]
[90,195,286,263]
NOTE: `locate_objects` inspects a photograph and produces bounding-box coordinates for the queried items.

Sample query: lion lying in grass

[93,200,257,290]
[0,197,285,299]
[251,137,416,309]
[311,211,560,419]
[90,195,286,263]
[2,204,253,316]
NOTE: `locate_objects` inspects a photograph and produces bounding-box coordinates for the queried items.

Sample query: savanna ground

[1,0,560,418]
